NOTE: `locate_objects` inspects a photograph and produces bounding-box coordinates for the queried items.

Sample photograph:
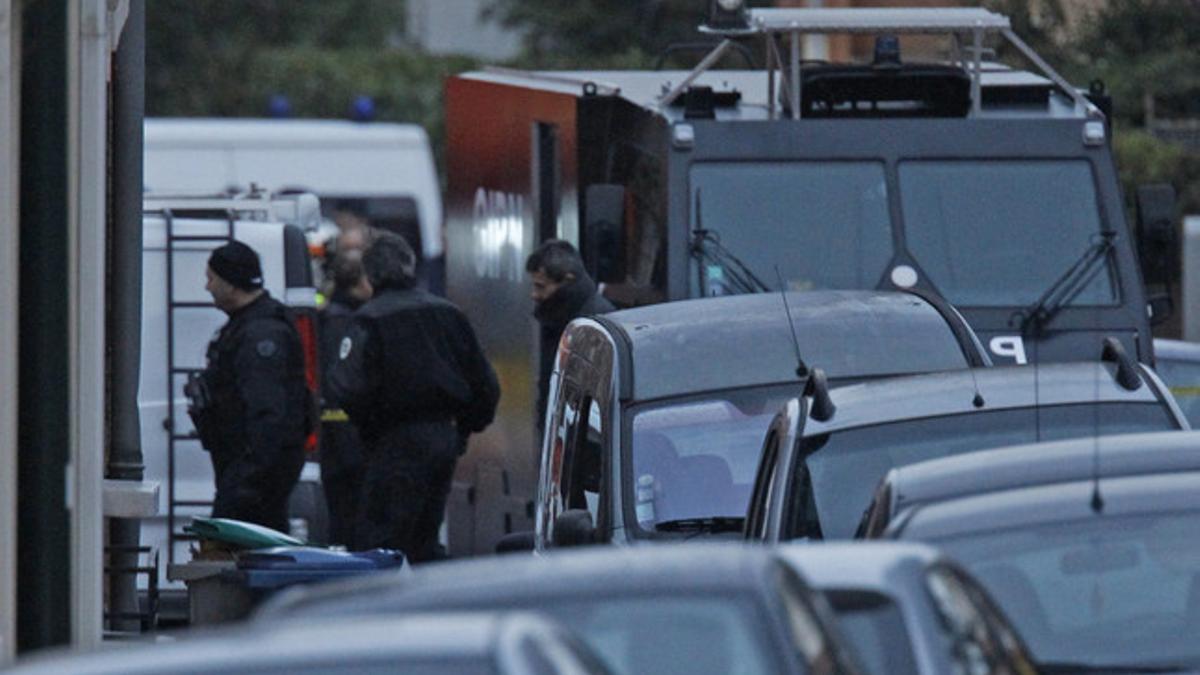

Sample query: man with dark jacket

[526,239,615,432]
[317,250,373,547]
[188,241,309,532]
[327,232,500,560]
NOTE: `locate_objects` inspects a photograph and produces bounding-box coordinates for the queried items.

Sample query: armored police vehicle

[443,5,1174,555]
[743,340,1188,544]
[523,289,989,551]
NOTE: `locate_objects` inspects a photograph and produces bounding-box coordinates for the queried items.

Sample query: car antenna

[1090,342,1106,513]
[774,265,808,379]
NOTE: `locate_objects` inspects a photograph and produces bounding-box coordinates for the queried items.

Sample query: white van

[139,192,323,602]
[144,118,444,289]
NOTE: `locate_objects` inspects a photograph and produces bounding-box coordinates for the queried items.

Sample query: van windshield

[788,402,1178,540]
[689,162,893,296]
[629,386,796,532]
[899,160,1116,307]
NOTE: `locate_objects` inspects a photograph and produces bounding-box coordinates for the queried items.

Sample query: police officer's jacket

[193,292,310,477]
[326,286,500,444]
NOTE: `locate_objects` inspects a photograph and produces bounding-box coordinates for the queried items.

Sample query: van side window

[564,398,604,528]
[540,380,581,545]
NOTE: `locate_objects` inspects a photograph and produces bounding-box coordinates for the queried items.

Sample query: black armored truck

[443,5,1175,555]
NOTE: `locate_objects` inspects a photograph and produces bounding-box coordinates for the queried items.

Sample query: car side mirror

[583,184,626,284]
[1135,183,1179,288]
[495,530,535,554]
[551,509,594,548]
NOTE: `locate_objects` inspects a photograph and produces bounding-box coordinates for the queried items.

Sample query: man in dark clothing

[526,239,615,432]
[317,250,373,547]
[187,241,309,533]
[327,232,500,561]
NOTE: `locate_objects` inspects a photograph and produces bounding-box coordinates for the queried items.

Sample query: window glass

[932,511,1200,671]
[689,162,892,296]
[826,590,919,675]
[926,568,1014,675]
[566,399,605,523]
[548,595,779,675]
[542,387,581,543]
[1153,356,1200,427]
[790,403,1177,539]
[191,660,495,675]
[630,386,795,531]
[900,160,1115,307]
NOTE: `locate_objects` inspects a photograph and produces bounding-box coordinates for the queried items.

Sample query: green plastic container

[185,517,305,550]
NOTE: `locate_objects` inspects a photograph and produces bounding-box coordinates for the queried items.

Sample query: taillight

[294,310,320,455]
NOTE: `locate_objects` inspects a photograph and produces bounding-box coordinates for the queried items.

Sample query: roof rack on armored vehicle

[662,5,1100,120]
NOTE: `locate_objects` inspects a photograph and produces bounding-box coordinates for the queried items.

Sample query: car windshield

[931,510,1200,671]
[689,162,892,296]
[790,403,1178,540]
[630,386,796,530]
[899,160,1116,308]
[826,590,919,675]
[549,594,780,675]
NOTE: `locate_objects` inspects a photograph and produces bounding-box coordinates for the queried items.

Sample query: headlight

[717,0,744,10]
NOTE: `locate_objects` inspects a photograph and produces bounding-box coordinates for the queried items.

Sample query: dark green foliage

[1073,0,1200,123]
[485,0,775,69]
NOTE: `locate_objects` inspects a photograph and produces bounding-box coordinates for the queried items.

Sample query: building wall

[406,0,522,61]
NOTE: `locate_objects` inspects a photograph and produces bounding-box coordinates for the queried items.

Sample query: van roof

[594,290,977,401]
[145,118,431,148]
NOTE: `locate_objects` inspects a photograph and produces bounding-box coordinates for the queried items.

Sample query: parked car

[1152,338,1200,426]
[778,542,1037,675]
[862,430,1200,673]
[744,340,1187,543]
[256,544,864,675]
[2,612,610,675]
[524,289,990,551]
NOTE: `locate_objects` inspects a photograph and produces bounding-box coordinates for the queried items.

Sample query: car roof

[259,544,789,621]
[775,542,940,592]
[6,612,539,675]
[801,361,1166,435]
[594,290,977,401]
[885,430,1200,516]
[898,470,1200,541]
[1153,338,1200,363]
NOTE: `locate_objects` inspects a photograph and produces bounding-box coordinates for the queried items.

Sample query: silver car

[2,612,610,675]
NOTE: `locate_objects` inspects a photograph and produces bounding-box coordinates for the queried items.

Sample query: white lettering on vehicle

[472,187,527,282]
[989,335,1028,364]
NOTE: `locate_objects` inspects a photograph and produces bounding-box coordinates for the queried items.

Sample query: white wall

[1185,216,1200,342]
[406,0,521,61]
[0,0,19,665]
[66,0,123,651]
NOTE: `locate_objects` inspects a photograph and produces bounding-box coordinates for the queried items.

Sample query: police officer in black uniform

[317,250,372,547]
[187,241,309,533]
[327,232,499,561]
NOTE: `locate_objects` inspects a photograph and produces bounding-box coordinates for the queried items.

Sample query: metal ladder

[161,207,236,570]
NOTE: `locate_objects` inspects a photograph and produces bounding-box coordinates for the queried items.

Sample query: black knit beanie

[208,241,263,291]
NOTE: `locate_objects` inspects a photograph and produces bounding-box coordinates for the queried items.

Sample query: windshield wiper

[690,189,771,295]
[1015,231,1115,337]
[691,230,772,295]
[654,516,745,534]
[1040,661,1189,674]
